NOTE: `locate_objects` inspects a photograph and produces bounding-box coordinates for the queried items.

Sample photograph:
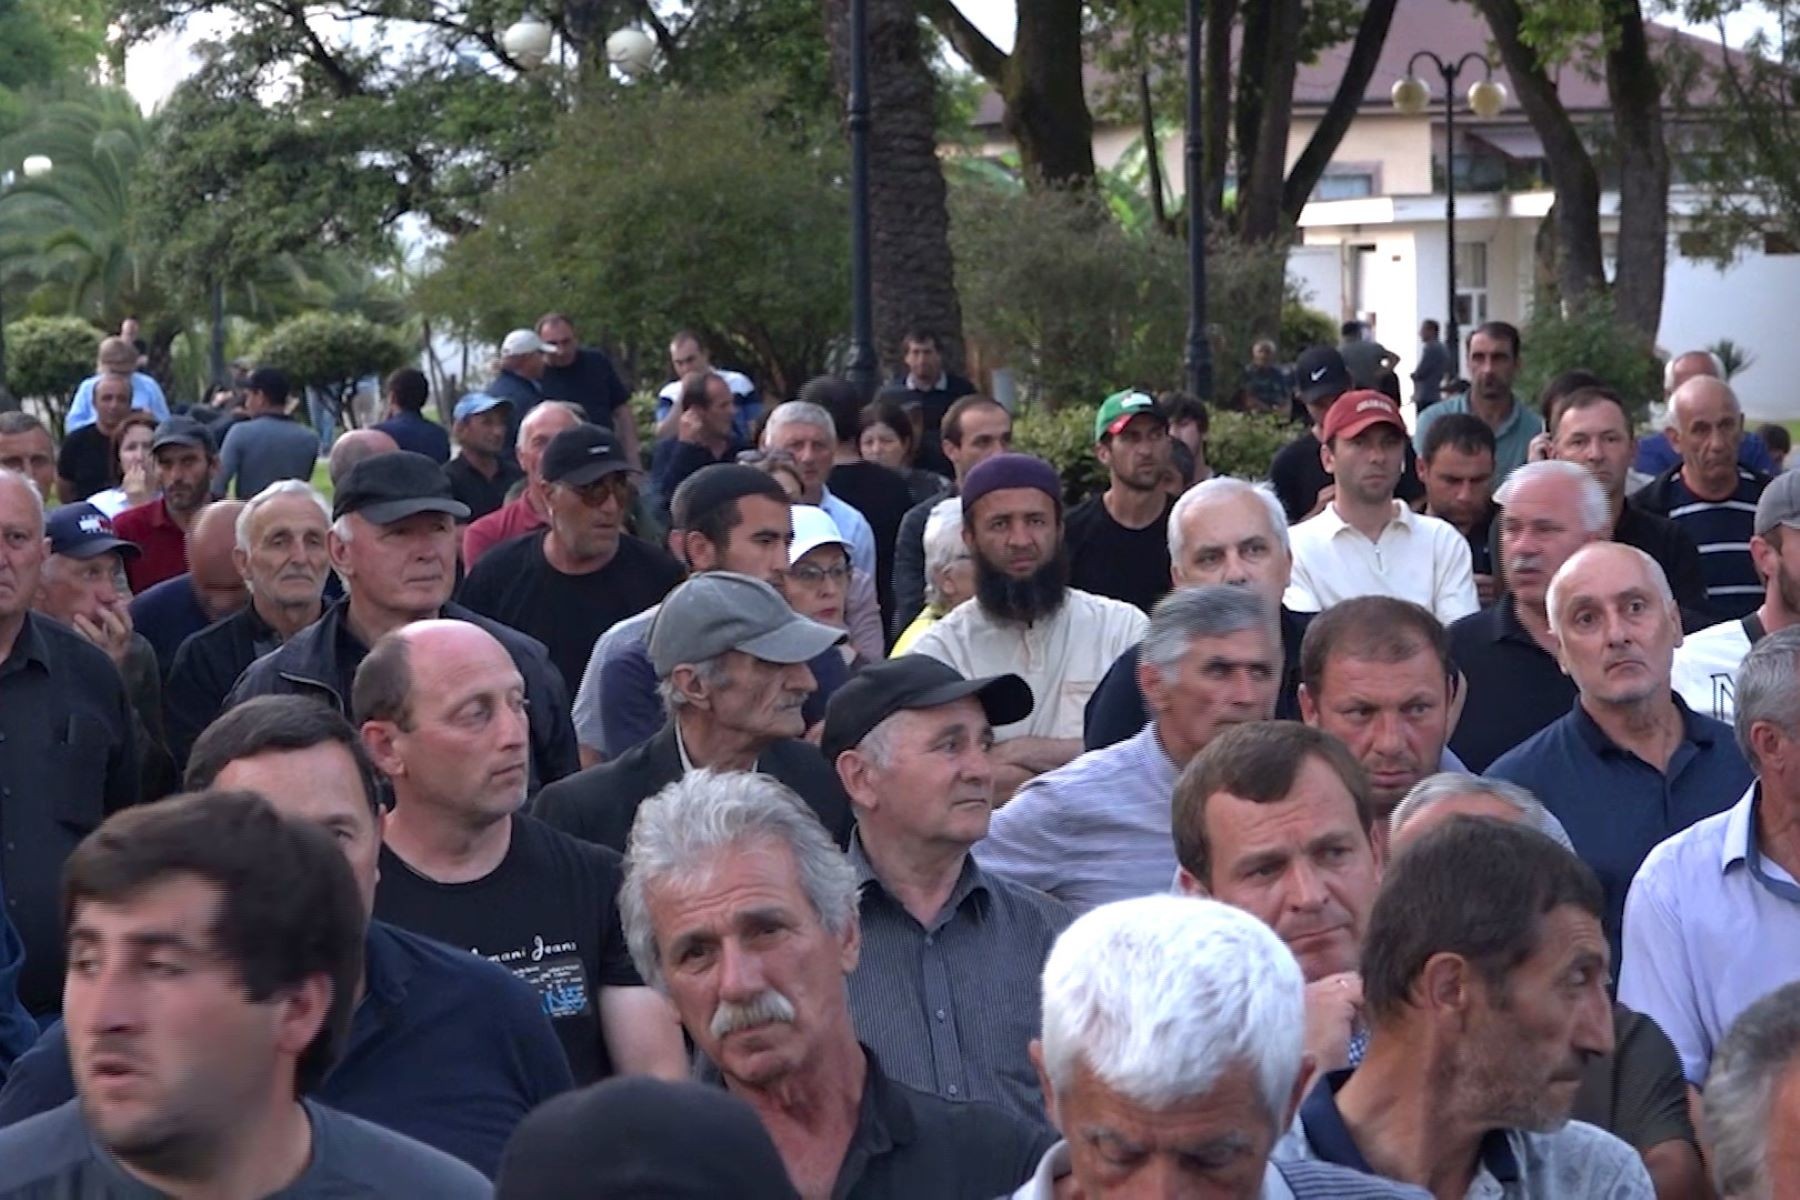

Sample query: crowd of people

[0,313,1796,1198]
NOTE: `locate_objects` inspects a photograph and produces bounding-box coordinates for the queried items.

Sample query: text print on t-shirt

[477,935,592,1021]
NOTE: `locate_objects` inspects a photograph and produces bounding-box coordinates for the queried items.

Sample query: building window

[1454,241,1489,328]
[1314,171,1376,201]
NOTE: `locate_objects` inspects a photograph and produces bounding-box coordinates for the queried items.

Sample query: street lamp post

[0,155,53,413]
[844,0,877,400]
[1184,0,1211,401]
[1392,52,1507,378]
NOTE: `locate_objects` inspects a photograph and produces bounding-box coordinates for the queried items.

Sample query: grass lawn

[310,457,333,500]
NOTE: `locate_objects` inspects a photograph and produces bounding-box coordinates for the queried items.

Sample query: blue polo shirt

[1412,393,1544,483]
[0,920,572,1178]
[1489,696,1750,955]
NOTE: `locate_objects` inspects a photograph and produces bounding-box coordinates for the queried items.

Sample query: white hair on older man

[1040,894,1305,1120]
[235,479,330,553]
[1493,459,1610,536]
[762,401,835,445]
[1705,979,1800,1198]
[1389,772,1575,852]
[921,496,965,610]
[1140,584,1271,676]
[1167,476,1288,566]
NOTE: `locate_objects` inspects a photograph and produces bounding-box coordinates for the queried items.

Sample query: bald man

[127,500,250,677]
[1635,349,1774,480]
[328,428,399,488]
[1630,377,1772,620]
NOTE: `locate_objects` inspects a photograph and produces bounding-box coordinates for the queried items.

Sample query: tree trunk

[1282,0,1401,222]
[1239,0,1304,241]
[1605,0,1669,339]
[824,0,967,375]
[1138,69,1171,234]
[1233,0,1273,208]
[1004,0,1093,186]
[1473,0,1607,303]
[1201,0,1237,220]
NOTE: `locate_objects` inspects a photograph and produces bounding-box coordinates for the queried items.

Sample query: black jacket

[165,603,286,769]
[224,598,580,789]
[531,722,854,853]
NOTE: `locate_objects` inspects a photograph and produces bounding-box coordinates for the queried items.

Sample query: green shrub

[1519,295,1661,425]
[250,312,413,430]
[1011,402,1107,505]
[1280,303,1338,355]
[4,316,106,434]
[1207,411,1297,480]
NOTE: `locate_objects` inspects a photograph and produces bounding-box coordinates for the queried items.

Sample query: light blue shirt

[1412,393,1543,484]
[974,723,1180,915]
[819,487,877,580]
[64,372,169,432]
[1619,781,1800,1083]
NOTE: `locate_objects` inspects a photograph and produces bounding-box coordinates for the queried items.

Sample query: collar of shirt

[1486,394,1525,441]
[848,830,990,931]
[1568,693,1714,768]
[1722,781,1800,902]
[674,721,696,774]
[146,498,177,533]
[906,374,947,393]
[1321,498,1413,542]
[1137,720,1184,784]
[1491,595,1550,653]
[0,613,52,679]
[833,1046,923,1194]
[1300,1069,1520,1185]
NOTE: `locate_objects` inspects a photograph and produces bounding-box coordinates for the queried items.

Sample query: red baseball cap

[1321,389,1406,443]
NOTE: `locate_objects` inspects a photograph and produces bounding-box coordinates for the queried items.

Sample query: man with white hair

[1086,476,1311,750]
[761,400,877,582]
[165,480,331,765]
[1634,349,1775,480]
[1492,542,1751,952]
[619,769,1051,1198]
[1631,375,1772,620]
[892,496,972,654]
[1017,894,1426,1199]
[1448,460,1609,770]
[1704,980,1800,1199]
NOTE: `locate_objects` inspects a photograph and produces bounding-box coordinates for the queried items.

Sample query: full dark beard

[975,544,1070,624]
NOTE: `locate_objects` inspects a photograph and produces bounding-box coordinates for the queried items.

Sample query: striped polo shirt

[1664,467,1767,619]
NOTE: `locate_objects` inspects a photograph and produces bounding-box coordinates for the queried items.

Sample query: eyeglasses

[787,561,850,586]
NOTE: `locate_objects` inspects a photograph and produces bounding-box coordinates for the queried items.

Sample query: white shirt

[655,367,756,404]
[1284,500,1478,624]
[1671,616,1754,723]
[907,588,1147,741]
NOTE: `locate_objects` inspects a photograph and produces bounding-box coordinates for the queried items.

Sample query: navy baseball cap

[46,503,139,560]
[821,656,1033,764]
[452,393,513,422]
[1296,346,1352,405]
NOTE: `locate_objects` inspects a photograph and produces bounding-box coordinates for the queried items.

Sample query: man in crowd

[165,481,331,766]
[1635,349,1775,478]
[1631,375,1771,620]
[909,453,1148,796]
[0,791,491,1195]
[1547,385,1709,616]
[1286,390,1478,624]
[537,312,639,466]
[1065,389,1175,613]
[1273,818,1653,1196]
[1084,477,1312,748]
[1492,542,1751,949]
[1703,981,1800,1198]
[1418,412,1497,604]
[537,572,854,850]
[215,367,318,498]
[372,367,450,464]
[462,424,683,690]
[653,328,761,442]
[0,413,58,506]
[1271,347,1354,523]
[1298,596,1456,822]
[822,656,1063,1125]
[1411,318,1449,411]
[444,392,523,522]
[978,587,1277,912]
[126,500,247,678]
[891,328,977,476]
[1339,320,1400,391]
[1449,460,1607,771]
[0,695,576,1175]
[488,328,551,457]
[62,335,169,434]
[1673,469,1800,722]
[1240,338,1291,412]
[327,427,399,486]
[462,400,584,567]
[1412,321,1543,483]
[1172,721,1384,1085]
[809,376,913,630]
[356,620,686,1086]
[1018,894,1424,1199]
[649,370,743,504]
[0,471,137,1017]
[56,369,133,502]
[1623,625,1800,1089]
[618,770,1051,1197]
[891,394,1013,638]
[114,415,218,594]
[762,400,877,582]
[226,451,579,788]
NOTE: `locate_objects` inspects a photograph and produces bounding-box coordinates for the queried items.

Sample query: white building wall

[1660,244,1800,420]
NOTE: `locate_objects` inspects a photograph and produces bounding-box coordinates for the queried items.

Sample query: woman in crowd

[859,395,949,505]
[783,505,883,667]
[88,410,159,517]
[893,496,974,655]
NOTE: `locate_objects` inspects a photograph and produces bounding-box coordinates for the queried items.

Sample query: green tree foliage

[0,0,108,135]
[1207,410,1299,479]
[1013,403,1299,503]
[419,88,849,399]
[4,314,104,427]
[250,312,411,431]
[1519,295,1661,423]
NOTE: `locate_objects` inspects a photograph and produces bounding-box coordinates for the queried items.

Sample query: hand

[1304,484,1336,520]
[1303,972,1364,1075]
[677,406,706,444]
[1474,572,1498,607]
[1527,432,1552,462]
[72,601,133,668]
[122,459,154,504]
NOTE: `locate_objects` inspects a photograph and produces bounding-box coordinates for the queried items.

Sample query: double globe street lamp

[501,13,654,77]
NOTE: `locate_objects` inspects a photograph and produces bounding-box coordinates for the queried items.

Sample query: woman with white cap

[782,505,884,667]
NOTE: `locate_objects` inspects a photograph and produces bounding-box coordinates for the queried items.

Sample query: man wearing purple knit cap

[906,453,1147,798]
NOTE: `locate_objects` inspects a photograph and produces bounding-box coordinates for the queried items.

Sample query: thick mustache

[711,989,796,1039]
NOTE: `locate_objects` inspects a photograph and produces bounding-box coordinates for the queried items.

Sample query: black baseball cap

[244,366,291,405]
[541,425,637,487]
[331,450,470,524]
[1295,346,1352,405]
[821,656,1034,764]
[45,503,139,560]
[670,464,790,533]
[150,415,216,456]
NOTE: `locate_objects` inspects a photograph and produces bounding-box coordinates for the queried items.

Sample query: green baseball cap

[1094,389,1164,442]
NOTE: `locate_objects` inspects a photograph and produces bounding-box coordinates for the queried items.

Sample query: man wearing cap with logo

[1270,347,1428,525]
[462,401,585,567]
[1064,390,1174,613]
[534,571,854,851]
[445,391,525,522]
[225,450,580,788]
[462,424,685,692]
[490,328,553,462]
[113,415,218,594]
[908,453,1148,797]
[823,656,1070,1125]
[33,502,174,798]
[216,366,320,498]
[1286,390,1479,625]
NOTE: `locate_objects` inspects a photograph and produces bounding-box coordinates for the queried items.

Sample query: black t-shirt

[828,460,914,631]
[540,348,630,428]
[458,531,684,690]
[372,814,641,1085]
[55,424,114,502]
[444,455,524,521]
[1063,493,1174,613]
[1267,429,1426,523]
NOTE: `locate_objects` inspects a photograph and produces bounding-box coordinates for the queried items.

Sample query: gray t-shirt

[0,1097,492,1197]
[217,413,320,498]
